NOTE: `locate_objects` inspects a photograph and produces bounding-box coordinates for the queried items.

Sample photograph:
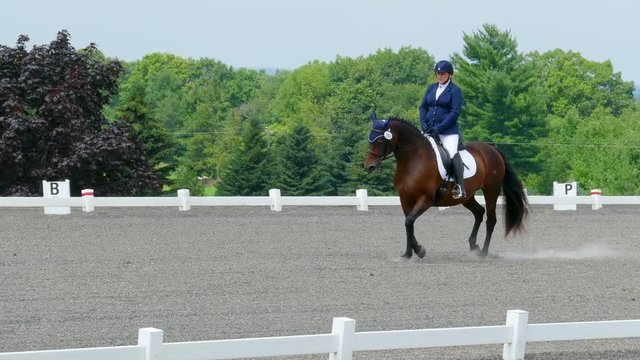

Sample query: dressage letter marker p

[553,181,577,211]
[564,183,573,195]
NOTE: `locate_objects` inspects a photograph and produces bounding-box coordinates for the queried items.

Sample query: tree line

[1,24,638,196]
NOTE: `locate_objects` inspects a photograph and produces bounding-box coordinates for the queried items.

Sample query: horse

[364,115,529,258]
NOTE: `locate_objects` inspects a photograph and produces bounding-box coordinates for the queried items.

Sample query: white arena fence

[1,188,640,212]
[1,310,640,360]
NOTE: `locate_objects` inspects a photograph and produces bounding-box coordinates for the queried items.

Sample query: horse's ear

[372,111,377,122]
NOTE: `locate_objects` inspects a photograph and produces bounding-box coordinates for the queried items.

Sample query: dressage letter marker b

[42,179,71,215]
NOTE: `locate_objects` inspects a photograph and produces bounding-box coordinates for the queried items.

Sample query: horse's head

[364,112,396,172]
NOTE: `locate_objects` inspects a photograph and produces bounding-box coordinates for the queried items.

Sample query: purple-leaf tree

[0,30,160,196]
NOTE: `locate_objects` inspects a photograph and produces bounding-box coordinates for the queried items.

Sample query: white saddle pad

[426,136,477,181]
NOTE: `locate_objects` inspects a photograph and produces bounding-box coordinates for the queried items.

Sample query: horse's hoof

[401,253,412,260]
[477,250,488,258]
[416,246,426,258]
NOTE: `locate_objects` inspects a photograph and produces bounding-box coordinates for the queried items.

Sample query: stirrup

[452,184,465,199]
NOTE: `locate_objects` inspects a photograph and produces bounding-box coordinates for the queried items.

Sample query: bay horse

[364,115,528,258]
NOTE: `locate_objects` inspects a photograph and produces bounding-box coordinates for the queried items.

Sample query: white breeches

[438,134,459,158]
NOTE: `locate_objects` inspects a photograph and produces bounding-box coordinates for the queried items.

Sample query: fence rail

[1,310,639,360]
[1,188,639,212]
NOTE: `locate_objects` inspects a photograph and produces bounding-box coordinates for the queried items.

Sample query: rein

[368,137,419,162]
[367,140,393,161]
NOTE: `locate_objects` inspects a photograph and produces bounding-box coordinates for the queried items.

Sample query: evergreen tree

[451,24,548,176]
[270,123,330,195]
[216,116,271,195]
[114,54,183,183]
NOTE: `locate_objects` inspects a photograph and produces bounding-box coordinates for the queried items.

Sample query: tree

[0,31,159,196]
[569,108,640,194]
[525,50,635,194]
[271,61,333,138]
[114,53,190,184]
[451,24,548,176]
[216,116,272,195]
[179,63,266,180]
[366,46,434,85]
[530,49,635,118]
[270,123,331,195]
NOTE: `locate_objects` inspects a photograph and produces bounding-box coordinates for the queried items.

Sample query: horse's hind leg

[462,197,485,252]
[480,194,498,256]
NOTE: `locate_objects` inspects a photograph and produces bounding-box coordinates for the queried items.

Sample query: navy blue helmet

[434,60,454,74]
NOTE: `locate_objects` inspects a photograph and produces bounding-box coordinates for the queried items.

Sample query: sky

[1,0,639,83]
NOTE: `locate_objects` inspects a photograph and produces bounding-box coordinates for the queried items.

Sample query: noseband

[368,133,394,161]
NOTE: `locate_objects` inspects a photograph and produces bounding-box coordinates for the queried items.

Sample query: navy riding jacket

[419,81,463,135]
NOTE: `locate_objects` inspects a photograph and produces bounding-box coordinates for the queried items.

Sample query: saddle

[424,135,477,199]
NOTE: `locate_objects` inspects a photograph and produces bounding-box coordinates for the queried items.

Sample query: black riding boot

[451,153,466,199]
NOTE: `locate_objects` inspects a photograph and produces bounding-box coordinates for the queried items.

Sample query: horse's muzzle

[364,158,380,172]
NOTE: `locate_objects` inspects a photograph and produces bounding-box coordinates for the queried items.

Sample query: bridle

[367,129,394,161]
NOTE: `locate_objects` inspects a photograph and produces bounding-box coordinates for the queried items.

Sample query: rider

[419,60,466,199]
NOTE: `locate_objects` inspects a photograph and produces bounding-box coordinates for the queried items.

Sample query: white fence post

[503,310,529,360]
[177,189,191,211]
[269,188,282,211]
[356,189,368,211]
[81,189,95,212]
[138,328,163,360]
[591,188,602,210]
[330,317,356,360]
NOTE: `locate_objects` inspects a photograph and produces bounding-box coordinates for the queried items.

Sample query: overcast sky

[2,0,638,83]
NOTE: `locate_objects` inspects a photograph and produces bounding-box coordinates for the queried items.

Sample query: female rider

[419,60,466,199]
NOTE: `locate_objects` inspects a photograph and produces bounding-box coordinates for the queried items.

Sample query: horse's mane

[388,117,423,138]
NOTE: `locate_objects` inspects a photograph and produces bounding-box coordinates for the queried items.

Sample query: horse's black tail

[497,148,529,236]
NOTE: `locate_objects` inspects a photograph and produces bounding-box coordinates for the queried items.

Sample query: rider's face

[436,72,450,85]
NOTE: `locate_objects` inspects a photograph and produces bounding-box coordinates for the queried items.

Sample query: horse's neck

[393,127,434,164]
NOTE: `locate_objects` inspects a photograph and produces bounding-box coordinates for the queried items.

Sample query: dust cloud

[498,243,625,260]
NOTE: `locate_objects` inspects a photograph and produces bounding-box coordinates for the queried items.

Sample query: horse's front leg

[402,205,429,259]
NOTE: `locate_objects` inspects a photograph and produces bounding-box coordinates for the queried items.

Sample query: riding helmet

[434,60,454,74]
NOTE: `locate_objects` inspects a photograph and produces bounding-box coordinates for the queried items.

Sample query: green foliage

[365,47,434,85]
[114,55,267,192]
[216,116,272,196]
[530,49,635,117]
[270,123,331,195]
[165,165,205,195]
[114,54,183,182]
[272,61,333,138]
[525,51,635,194]
[565,108,640,195]
[451,24,548,177]
[4,26,640,196]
